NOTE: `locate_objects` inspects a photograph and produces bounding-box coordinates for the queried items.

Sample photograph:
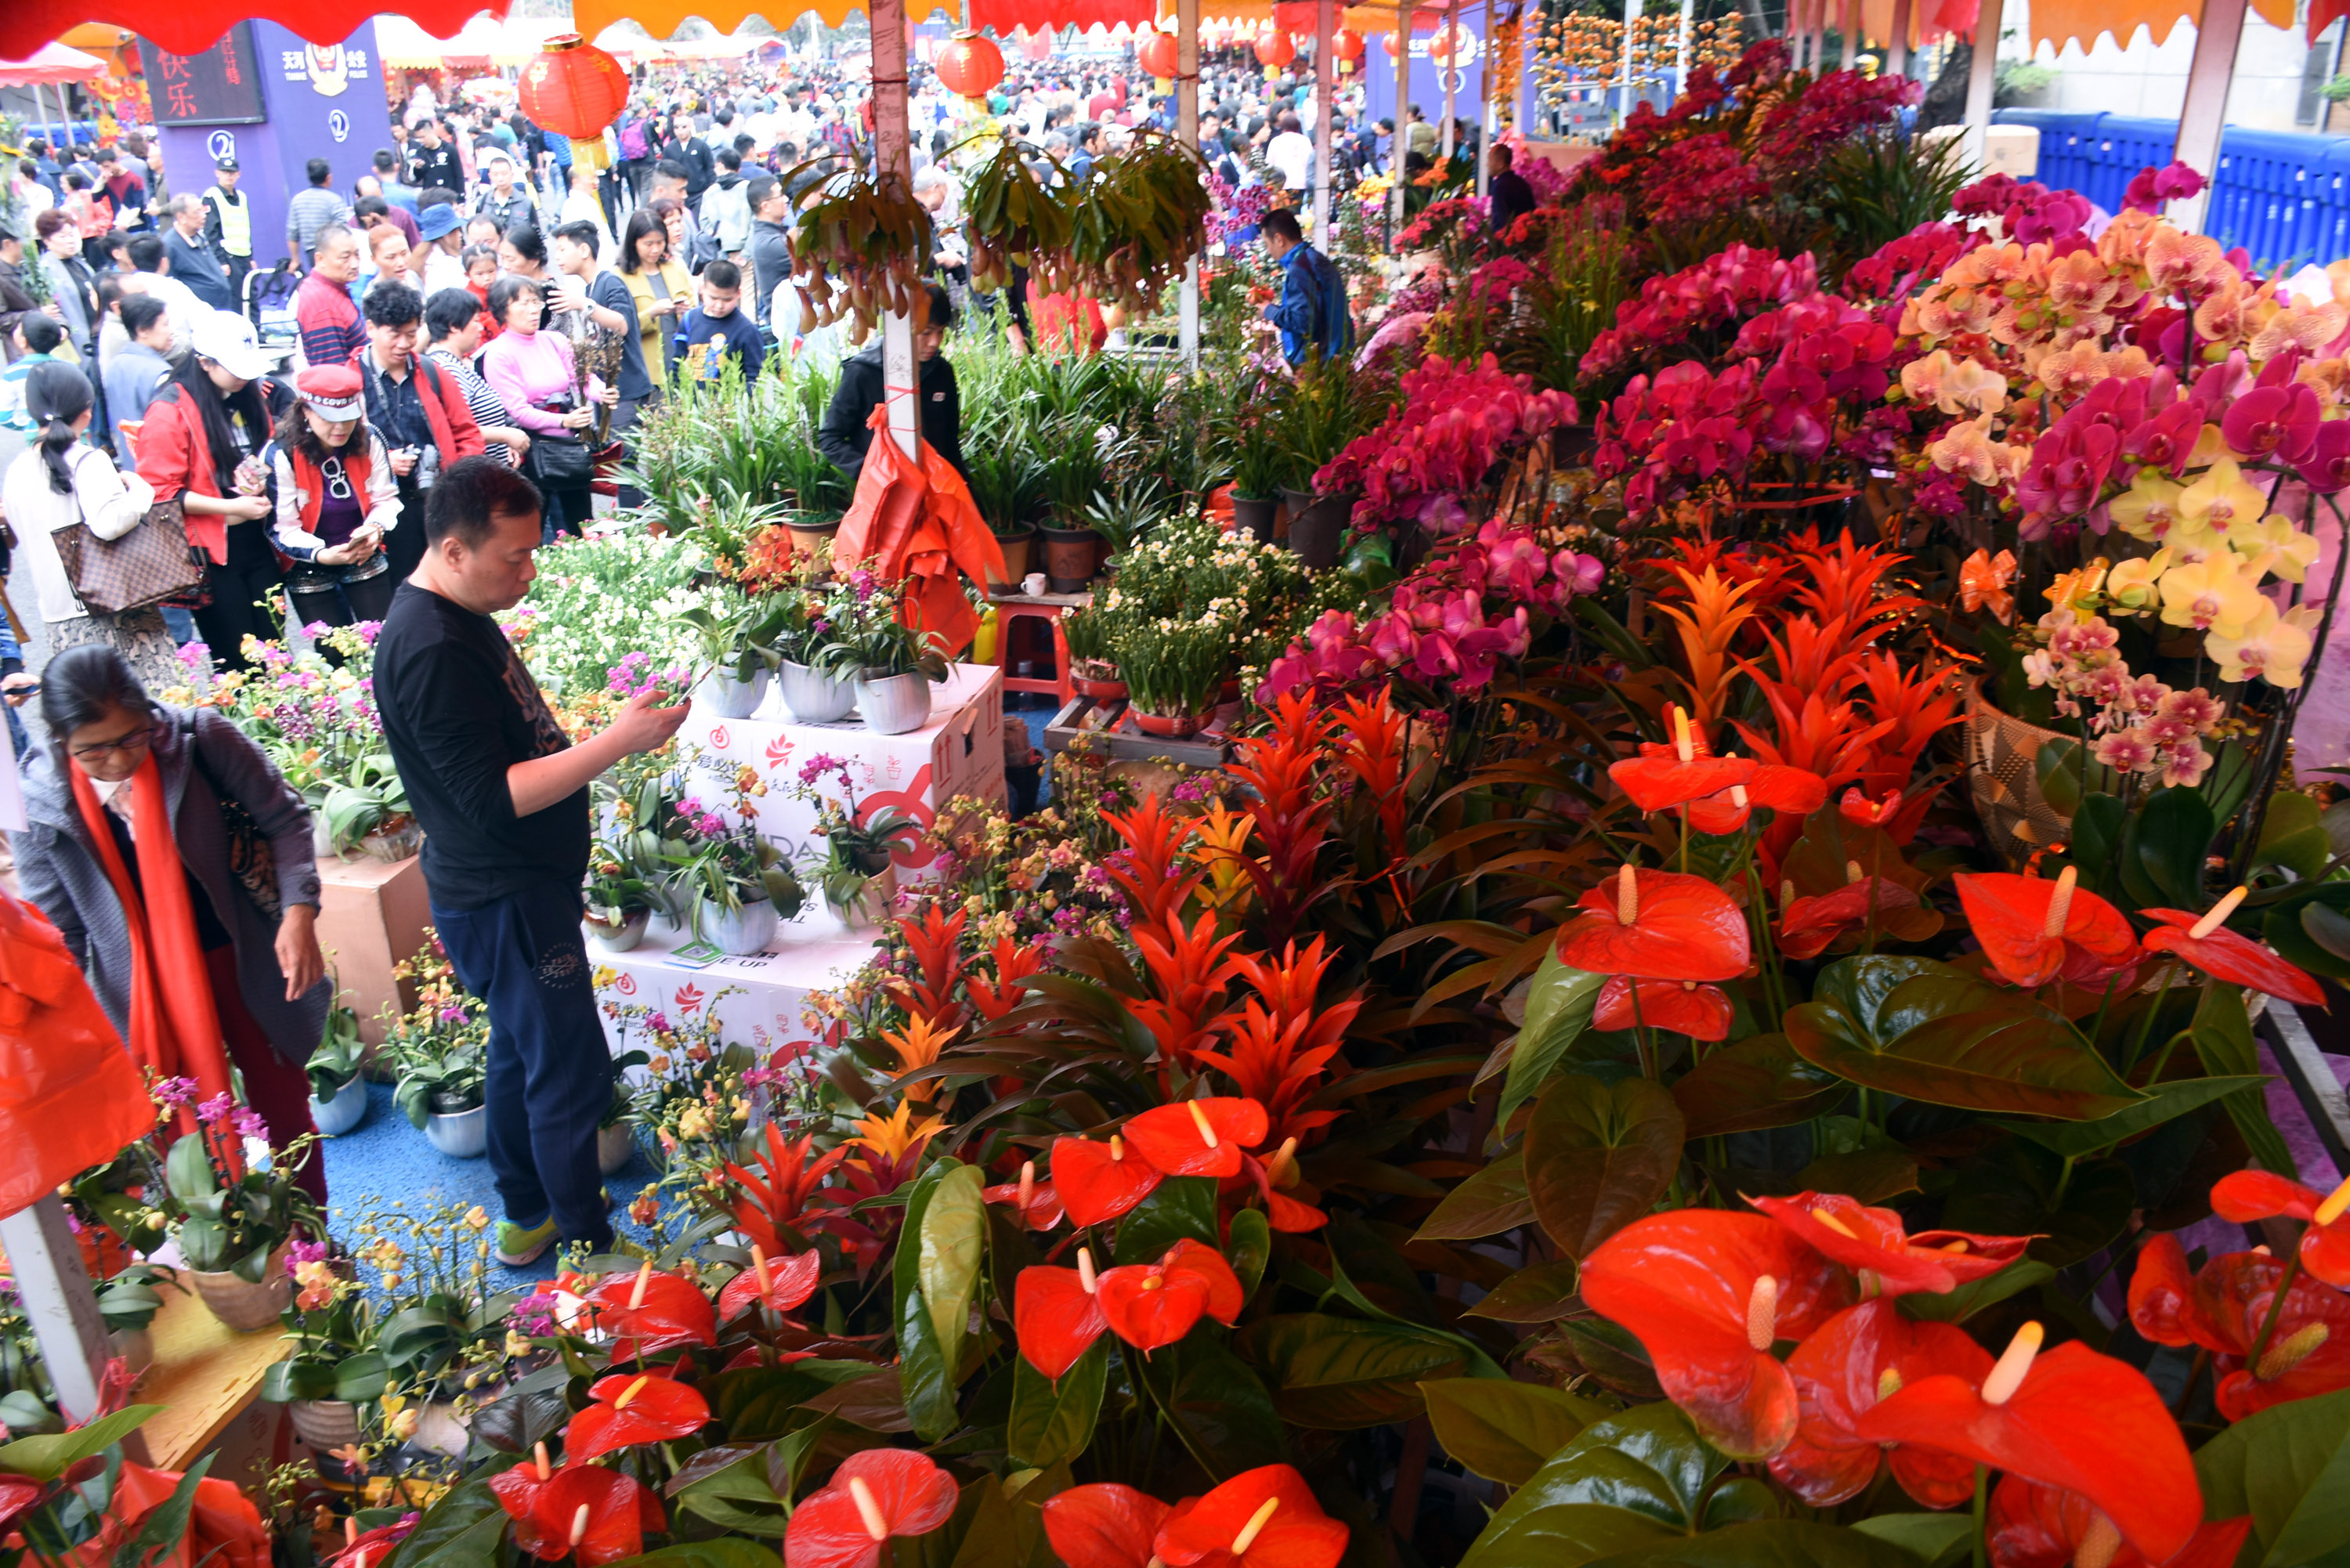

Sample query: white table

[588,905,881,1054]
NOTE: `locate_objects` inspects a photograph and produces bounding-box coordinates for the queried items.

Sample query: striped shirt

[426,347,517,467]
[285,186,353,262]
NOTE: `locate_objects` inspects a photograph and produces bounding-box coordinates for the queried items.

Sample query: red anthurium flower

[718,1246,824,1321]
[1153,1465,1348,1568]
[1747,1191,2032,1297]
[982,1161,1068,1232]
[1612,707,1757,813]
[585,1261,718,1355]
[1687,765,1829,834]
[2138,889,2325,1005]
[1240,1140,1327,1233]
[1856,1323,2204,1564]
[1593,975,1734,1040]
[494,1454,666,1568]
[0,1479,44,1537]
[2210,1170,2350,1287]
[324,1515,418,1568]
[1579,1210,1854,1458]
[1126,1099,1270,1180]
[1555,865,1751,983]
[1838,788,1904,828]
[1015,1253,1111,1379]
[1041,1485,1173,1568]
[2129,1231,2350,1418]
[564,1369,711,1461]
[1097,1239,1245,1354]
[1987,1476,2254,1568]
[1777,877,1920,961]
[1766,1299,1992,1507]
[785,1450,959,1568]
[1954,869,2139,988]
[1053,1133,1167,1227]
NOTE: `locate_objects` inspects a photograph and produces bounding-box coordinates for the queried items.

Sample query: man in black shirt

[403,118,463,196]
[1485,143,1538,241]
[373,457,687,1265]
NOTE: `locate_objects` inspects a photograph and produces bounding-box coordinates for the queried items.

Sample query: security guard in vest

[201,154,255,303]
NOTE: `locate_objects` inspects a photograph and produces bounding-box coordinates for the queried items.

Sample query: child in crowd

[677,258,764,384]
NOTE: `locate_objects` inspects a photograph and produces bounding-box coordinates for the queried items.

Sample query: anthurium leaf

[0,1406,161,1481]
[1852,1513,1975,1567]
[1795,1147,1918,1205]
[1898,1260,2056,1324]
[1524,1075,1685,1259]
[2190,983,2294,1179]
[1672,1033,1845,1137]
[898,1272,959,1444]
[2193,1384,2350,1566]
[1464,1259,1582,1324]
[1786,995,2142,1121]
[2070,793,2128,901]
[1225,1208,1271,1306]
[1155,1340,1285,1479]
[893,1159,951,1336]
[1239,1313,1464,1429]
[1496,957,1609,1135]
[2138,786,2215,908]
[605,1544,784,1568]
[1007,1337,1107,1469]
[2265,899,2350,982]
[2256,790,2332,879]
[1816,956,1976,1043]
[1419,1377,1612,1486]
[2308,904,2350,965]
[1414,1150,1535,1242]
[1584,1523,1928,1566]
[380,1461,519,1568]
[1939,1143,2135,1268]
[1549,1317,1663,1401]
[671,1452,789,1540]
[919,1164,986,1351]
[1996,1075,2272,1158]
[1457,1402,1727,1568]
[1112,1176,1220,1266]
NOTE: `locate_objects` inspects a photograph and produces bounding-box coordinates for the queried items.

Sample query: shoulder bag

[52,449,211,616]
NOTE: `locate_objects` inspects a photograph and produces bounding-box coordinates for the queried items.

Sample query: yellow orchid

[2108,470,2186,543]
[2229,514,2323,582]
[877,1014,957,1103]
[2177,457,2265,537]
[848,1101,949,1164]
[2205,602,2319,688]
[2104,550,2171,614]
[2157,554,2272,638]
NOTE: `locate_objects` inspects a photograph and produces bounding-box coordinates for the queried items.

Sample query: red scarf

[68,750,234,1106]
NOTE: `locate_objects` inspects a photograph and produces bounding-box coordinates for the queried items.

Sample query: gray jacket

[10,706,331,1068]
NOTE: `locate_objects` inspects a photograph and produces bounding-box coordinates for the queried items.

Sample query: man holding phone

[352,282,486,581]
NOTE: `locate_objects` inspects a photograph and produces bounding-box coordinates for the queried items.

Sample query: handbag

[527,431,593,486]
[53,457,210,616]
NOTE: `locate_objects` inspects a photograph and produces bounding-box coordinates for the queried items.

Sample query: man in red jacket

[352,280,486,581]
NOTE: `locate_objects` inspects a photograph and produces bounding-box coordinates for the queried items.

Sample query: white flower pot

[587,909,650,952]
[425,1104,488,1158]
[598,1121,636,1175]
[695,667,772,719]
[698,897,777,956]
[779,660,857,724]
[856,671,933,735]
[309,1076,370,1136]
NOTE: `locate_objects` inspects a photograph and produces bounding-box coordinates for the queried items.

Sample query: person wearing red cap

[265,367,403,633]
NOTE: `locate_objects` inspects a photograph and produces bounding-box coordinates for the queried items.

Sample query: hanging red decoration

[519,34,631,172]
[1254,29,1296,65]
[1333,27,1365,58]
[1137,28,1179,80]
[1020,25,1056,60]
[1429,21,1466,63]
[936,31,1007,100]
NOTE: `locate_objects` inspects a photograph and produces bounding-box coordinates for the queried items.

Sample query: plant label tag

[668,941,726,969]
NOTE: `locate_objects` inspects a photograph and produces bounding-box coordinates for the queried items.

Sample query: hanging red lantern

[1137,28,1179,81]
[935,31,1006,100]
[1254,29,1296,66]
[1429,21,1465,63]
[519,34,631,172]
[1333,27,1365,58]
[1383,29,1404,56]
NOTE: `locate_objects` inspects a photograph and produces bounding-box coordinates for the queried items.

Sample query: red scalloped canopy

[0,0,503,60]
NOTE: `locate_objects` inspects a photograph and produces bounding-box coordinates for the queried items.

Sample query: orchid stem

[1972,1464,1990,1568]
[2247,1248,2305,1375]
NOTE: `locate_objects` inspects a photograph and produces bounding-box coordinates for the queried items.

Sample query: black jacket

[164,228,237,312]
[661,135,718,202]
[749,218,794,331]
[816,343,966,486]
[1488,169,1538,240]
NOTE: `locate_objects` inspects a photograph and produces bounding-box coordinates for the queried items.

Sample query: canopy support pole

[1838,0,1856,68]
[0,1199,117,1433]
[1887,0,1910,75]
[1315,0,1336,239]
[2169,0,2246,234]
[1959,0,2001,175]
[1477,0,1495,195]
[1178,0,1200,367]
[1392,1,1411,236]
[1676,0,1690,100]
[874,0,917,461]
[1618,0,1638,121]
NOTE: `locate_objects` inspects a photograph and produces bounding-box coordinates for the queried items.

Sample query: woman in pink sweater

[480,275,611,537]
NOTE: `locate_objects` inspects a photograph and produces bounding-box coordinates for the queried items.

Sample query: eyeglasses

[70,724,154,761]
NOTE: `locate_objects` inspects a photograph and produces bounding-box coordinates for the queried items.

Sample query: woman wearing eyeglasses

[7,644,334,1205]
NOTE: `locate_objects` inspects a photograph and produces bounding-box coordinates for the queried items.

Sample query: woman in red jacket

[266,367,402,634]
[135,309,279,673]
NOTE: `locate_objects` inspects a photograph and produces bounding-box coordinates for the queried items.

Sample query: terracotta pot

[1132,707,1209,739]
[1037,523,1101,593]
[786,517,841,559]
[988,528,1034,591]
[1231,494,1279,543]
[190,1244,292,1332]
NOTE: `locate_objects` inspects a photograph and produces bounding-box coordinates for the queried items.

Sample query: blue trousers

[430,879,614,1249]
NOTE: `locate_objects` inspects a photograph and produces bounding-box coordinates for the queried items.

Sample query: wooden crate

[317,853,434,1045]
[1043,696,1234,769]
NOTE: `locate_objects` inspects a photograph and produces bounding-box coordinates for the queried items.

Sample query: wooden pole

[1959,0,2001,173]
[1887,0,1911,75]
[1314,0,1336,240]
[873,0,917,459]
[1179,0,1200,364]
[0,1198,117,1430]
[2169,0,2247,233]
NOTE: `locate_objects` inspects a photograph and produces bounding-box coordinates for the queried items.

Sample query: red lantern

[1333,27,1365,58]
[1254,29,1296,66]
[1137,28,1179,80]
[1430,22,1465,63]
[936,31,1006,99]
[1383,30,1403,56]
[519,34,631,172]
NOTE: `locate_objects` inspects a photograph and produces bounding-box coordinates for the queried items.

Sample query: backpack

[617,117,652,161]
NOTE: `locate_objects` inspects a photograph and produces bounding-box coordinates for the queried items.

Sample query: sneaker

[495,1216,561,1267]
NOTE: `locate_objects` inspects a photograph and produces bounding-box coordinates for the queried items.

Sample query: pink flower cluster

[1314,355,1577,526]
[2121,160,2208,216]
[1258,519,1603,700]
[1952,173,2095,246]
[1580,244,1821,385]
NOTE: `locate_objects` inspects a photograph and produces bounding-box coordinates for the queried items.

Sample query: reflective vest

[204,186,251,258]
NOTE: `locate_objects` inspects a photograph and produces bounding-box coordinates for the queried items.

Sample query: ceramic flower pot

[598,1122,637,1176]
[1132,707,1209,740]
[1037,522,1101,593]
[1232,494,1280,544]
[412,1400,472,1458]
[586,908,651,953]
[309,1075,370,1136]
[857,671,933,735]
[826,862,899,927]
[360,821,421,862]
[786,516,841,559]
[1072,659,1127,703]
[425,1102,488,1158]
[190,1244,292,1333]
[695,667,772,720]
[700,896,778,956]
[778,660,858,724]
[988,527,1034,591]
[288,1397,362,1454]
[1963,681,2075,872]
[1285,492,1354,569]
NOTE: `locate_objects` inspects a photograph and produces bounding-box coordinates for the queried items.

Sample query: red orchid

[1125,1098,1271,1180]
[2138,889,2324,1005]
[1856,1324,2204,1564]
[1777,877,1919,960]
[1987,1476,2254,1568]
[1954,869,2139,988]
[1593,975,1734,1040]
[492,1455,665,1568]
[982,1160,1067,1232]
[1053,1133,1167,1227]
[2209,1171,2350,1287]
[1096,1239,1245,1353]
[1555,865,1751,983]
[1766,1299,1991,1507]
[564,1370,711,1460]
[785,1450,959,1568]
[717,1246,823,1321]
[1747,1191,2032,1297]
[1041,1485,1173,1568]
[584,1261,718,1356]
[2128,1232,2350,1420]
[1154,1465,1349,1568]
[1579,1210,1854,1457]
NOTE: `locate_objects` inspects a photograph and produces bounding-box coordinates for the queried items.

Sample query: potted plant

[261,1243,383,1457]
[309,752,416,862]
[598,1056,647,1176]
[584,841,659,952]
[666,805,805,956]
[811,576,951,735]
[771,586,860,724]
[1061,603,1127,701]
[1225,406,1287,544]
[674,589,791,719]
[1112,612,1231,739]
[150,1082,323,1331]
[791,756,924,925]
[306,990,371,1136]
[380,940,490,1158]
[1033,415,1108,590]
[964,438,1044,590]
[1278,356,1372,568]
[96,1265,168,1381]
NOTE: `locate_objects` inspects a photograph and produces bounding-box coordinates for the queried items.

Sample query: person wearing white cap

[133,309,282,671]
[266,365,402,633]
